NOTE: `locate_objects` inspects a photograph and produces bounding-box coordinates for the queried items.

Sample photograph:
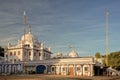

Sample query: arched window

[14,51,16,55]
[76,67,81,71]
[29,52,31,56]
[39,53,41,56]
[10,52,12,56]
[84,67,88,71]
[18,59,20,61]
[18,51,20,55]
[10,59,12,62]
[14,59,16,62]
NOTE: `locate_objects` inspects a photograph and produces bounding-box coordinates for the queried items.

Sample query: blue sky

[0,0,120,56]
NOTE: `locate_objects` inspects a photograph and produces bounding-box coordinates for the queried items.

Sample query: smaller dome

[57,52,62,57]
[68,50,78,57]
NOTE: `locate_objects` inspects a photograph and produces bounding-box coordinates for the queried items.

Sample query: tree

[0,46,4,57]
[108,51,120,70]
[95,52,101,59]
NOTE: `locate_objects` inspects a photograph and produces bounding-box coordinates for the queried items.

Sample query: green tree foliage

[95,52,101,59]
[0,46,4,57]
[108,51,120,69]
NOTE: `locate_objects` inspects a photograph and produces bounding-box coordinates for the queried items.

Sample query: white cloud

[0,36,17,42]
[0,36,17,46]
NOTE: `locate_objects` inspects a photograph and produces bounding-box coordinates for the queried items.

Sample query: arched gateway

[36,65,46,74]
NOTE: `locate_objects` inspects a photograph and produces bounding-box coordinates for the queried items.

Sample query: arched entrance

[36,65,46,74]
[69,67,74,75]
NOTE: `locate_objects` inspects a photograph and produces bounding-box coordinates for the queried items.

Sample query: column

[48,65,50,74]
[6,65,8,73]
[45,65,47,74]
[5,65,7,73]
[59,65,61,75]
[2,65,5,73]
[20,64,23,72]
[74,64,76,76]
[46,65,48,74]
[81,64,83,76]
[58,65,60,75]
[7,64,9,73]
[16,64,18,73]
[88,64,90,76]
[50,66,52,74]
[60,65,62,75]
[54,66,56,75]
[90,64,94,76]
[66,64,69,75]
[9,65,11,73]
[11,65,13,73]
[14,65,16,74]
[0,65,1,73]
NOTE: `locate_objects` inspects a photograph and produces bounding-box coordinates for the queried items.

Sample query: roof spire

[29,24,32,33]
[24,11,26,16]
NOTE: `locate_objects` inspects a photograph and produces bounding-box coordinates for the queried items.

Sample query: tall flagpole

[106,9,109,66]
[23,11,26,73]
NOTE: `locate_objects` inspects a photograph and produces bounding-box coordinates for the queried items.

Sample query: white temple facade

[0,28,103,76]
[4,27,52,64]
[0,13,104,76]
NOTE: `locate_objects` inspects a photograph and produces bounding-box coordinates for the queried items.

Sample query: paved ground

[0,74,120,80]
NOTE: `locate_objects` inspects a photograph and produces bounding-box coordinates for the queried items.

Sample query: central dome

[21,32,38,43]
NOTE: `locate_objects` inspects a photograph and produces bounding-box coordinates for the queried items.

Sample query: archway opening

[36,65,46,74]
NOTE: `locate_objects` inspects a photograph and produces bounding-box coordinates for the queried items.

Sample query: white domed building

[5,27,52,63]
[1,28,103,76]
[0,13,104,76]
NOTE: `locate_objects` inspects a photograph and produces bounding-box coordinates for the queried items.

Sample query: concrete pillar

[5,65,7,73]
[11,65,13,73]
[74,64,76,76]
[59,65,61,75]
[4,65,5,73]
[66,64,69,75]
[8,65,11,73]
[0,65,1,73]
[47,65,50,74]
[13,65,15,74]
[20,64,23,71]
[13,65,16,73]
[54,66,56,74]
[15,64,17,74]
[44,65,47,74]
[4,65,6,73]
[57,65,60,75]
[90,64,94,76]
[60,65,62,75]
[2,65,5,73]
[11,65,12,73]
[6,65,8,73]
[0,65,2,73]
[16,64,18,73]
[81,64,83,76]
[17,64,20,71]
